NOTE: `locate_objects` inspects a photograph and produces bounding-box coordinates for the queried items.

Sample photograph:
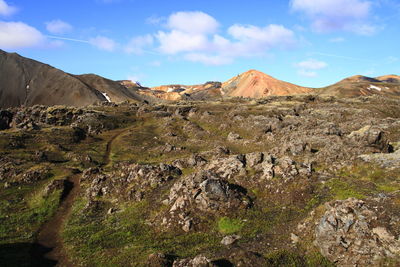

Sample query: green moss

[217,217,244,234]
[326,178,366,200]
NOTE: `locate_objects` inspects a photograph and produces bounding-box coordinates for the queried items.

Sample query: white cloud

[151,11,296,65]
[295,59,327,78]
[167,11,219,34]
[146,15,165,25]
[0,21,45,49]
[228,24,296,49]
[156,30,209,54]
[125,34,153,54]
[89,36,117,51]
[0,0,16,16]
[184,53,232,65]
[290,0,376,35]
[296,59,327,70]
[45,20,73,35]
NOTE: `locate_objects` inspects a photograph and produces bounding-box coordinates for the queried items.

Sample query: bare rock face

[315,198,400,266]
[205,155,246,179]
[168,171,250,213]
[163,171,251,231]
[348,125,390,152]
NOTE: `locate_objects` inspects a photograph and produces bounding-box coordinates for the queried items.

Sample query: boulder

[221,235,241,246]
[315,198,400,266]
[227,132,242,141]
[173,255,216,267]
[0,110,13,130]
[348,125,390,152]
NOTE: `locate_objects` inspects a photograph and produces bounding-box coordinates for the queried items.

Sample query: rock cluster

[84,163,182,201]
[162,170,251,231]
[314,198,400,266]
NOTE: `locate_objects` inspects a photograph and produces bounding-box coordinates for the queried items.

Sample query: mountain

[141,70,311,100]
[0,50,147,108]
[316,75,400,97]
[221,69,312,98]
[143,82,223,101]
[376,75,400,84]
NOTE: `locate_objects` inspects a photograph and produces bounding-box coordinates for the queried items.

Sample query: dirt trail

[31,126,134,266]
[102,127,134,166]
[32,174,81,267]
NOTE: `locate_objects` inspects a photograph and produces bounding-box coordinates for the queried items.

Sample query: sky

[0,0,399,88]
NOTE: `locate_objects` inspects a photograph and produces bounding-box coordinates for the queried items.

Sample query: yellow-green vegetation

[63,200,221,266]
[0,168,69,244]
[325,163,400,200]
[217,217,244,234]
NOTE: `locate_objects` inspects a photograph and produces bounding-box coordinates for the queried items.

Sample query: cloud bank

[149,11,297,65]
[290,0,376,35]
[0,21,45,49]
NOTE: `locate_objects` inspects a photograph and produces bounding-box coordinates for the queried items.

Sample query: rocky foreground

[0,95,400,266]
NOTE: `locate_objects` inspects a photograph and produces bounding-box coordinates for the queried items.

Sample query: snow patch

[368,85,382,91]
[101,92,111,102]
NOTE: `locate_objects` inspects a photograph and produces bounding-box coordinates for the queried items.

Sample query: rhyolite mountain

[145,70,312,100]
[0,50,148,108]
[316,74,400,97]
[221,69,312,98]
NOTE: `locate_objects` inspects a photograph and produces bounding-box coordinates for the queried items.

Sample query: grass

[217,216,244,234]
[63,200,221,266]
[0,178,66,245]
[322,163,400,200]
[326,178,367,200]
[0,166,71,251]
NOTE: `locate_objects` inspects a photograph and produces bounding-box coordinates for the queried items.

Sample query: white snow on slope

[101,92,111,102]
[368,85,382,91]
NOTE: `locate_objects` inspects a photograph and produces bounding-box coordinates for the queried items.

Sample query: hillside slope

[0,50,146,108]
[316,75,400,97]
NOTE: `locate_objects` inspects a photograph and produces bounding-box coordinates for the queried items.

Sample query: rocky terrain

[1,94,400,266]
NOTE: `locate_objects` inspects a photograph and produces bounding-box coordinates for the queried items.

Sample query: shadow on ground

[0,243,57,267]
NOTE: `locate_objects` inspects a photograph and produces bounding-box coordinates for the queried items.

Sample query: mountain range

[1,49,400,108]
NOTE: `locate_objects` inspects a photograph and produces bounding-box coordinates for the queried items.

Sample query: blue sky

[0,0,399,87]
